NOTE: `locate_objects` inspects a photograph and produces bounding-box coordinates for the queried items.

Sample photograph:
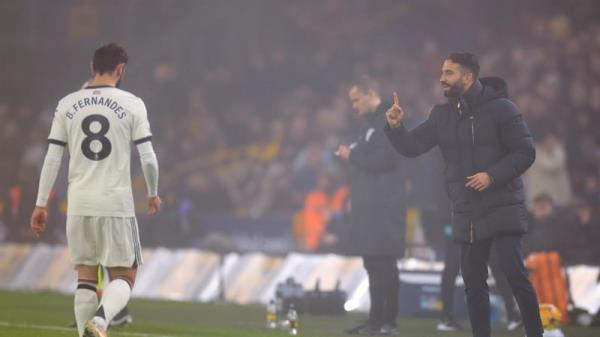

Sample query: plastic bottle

[266,299,277,329]
[287,303,298,335]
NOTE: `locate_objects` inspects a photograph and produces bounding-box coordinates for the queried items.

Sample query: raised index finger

[393,92,399,106]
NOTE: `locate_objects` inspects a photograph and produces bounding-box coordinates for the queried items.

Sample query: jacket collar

[461,79,483,106]
[452,80,483,119]
[365,101,386,121]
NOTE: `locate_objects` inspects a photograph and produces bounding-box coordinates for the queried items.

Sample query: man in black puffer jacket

[385,53,543,337]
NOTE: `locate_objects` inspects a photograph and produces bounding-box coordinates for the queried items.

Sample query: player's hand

[465,172,492,191]
[30,207,48,237]
[147,196,162,215]
[335,145,351,161]
[386,92,405,129]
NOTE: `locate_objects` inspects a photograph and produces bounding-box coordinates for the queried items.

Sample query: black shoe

[110,313,132,327]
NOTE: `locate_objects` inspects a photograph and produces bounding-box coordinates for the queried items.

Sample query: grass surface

[0,290,596,337]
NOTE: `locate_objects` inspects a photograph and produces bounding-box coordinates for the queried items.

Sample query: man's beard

[442,81,465,98]
[116,77,122,88]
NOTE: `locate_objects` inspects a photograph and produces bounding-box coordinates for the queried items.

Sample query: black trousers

[460,236,543,337]
[440,237,520,321]
[363,256,399,327]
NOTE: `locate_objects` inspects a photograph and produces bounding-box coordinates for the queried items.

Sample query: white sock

[74,282,98,337]
[94,278,132,327]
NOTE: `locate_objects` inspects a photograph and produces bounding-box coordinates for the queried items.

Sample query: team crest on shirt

[365,128,375,142]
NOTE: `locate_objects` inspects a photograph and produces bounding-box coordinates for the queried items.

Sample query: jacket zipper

[470,116,475,244]
[470,221,474,243]
[470,116,475,145]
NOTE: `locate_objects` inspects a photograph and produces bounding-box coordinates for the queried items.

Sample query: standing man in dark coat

[337,78,407,335]
[384,53,543,337]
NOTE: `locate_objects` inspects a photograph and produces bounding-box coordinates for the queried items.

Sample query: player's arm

[136,140,159,196]
[31,143,65,237]
[31,105,68,236]
[35,143,65,207]
[132,98,161,214]
[136,140,161,214]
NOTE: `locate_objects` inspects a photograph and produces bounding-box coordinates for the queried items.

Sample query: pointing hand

[386,92,405,128]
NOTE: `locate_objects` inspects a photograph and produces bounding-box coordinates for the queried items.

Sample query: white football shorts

[66,216,143,267]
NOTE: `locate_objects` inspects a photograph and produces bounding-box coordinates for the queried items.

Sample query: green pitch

[0,290,595,337]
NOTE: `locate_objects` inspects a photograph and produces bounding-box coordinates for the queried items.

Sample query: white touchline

[0,321,178,337]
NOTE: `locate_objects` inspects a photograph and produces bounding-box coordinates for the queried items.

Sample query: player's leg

[106,268,133,326]
[88,216,142,330]
[84,267,135,337]
[75,264,99,337]
[92,266,137,328]
[67,216,102,337]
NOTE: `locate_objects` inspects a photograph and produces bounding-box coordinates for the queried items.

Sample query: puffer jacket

[385,78,535,243]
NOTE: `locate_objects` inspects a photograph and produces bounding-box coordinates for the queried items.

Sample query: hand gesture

[147,196,162,215]
[335,145,351,161]
[386,92,405,129]
[30,207,48,237]
[465,172,492,191]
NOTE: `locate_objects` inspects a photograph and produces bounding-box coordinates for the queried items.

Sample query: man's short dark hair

[533,193,554,205]
[447,52,480,78]
[352,75,381,94]
[93,43,128,75]
[572,197,592,210]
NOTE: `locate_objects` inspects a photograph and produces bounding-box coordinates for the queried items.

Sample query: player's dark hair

[446,52,480,78]
[92,43,128,75]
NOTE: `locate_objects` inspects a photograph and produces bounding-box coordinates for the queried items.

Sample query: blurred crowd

[0,0,599,263]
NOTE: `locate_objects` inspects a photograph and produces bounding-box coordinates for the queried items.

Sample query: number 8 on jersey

[81,114,112,161]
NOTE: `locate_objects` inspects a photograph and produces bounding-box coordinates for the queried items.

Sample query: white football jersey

[48,85,152,217]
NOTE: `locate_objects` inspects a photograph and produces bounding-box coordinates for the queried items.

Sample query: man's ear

[368,89,381,104]
[464,71,474,85]
[115,63,125,77]
[89,62,95,76]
